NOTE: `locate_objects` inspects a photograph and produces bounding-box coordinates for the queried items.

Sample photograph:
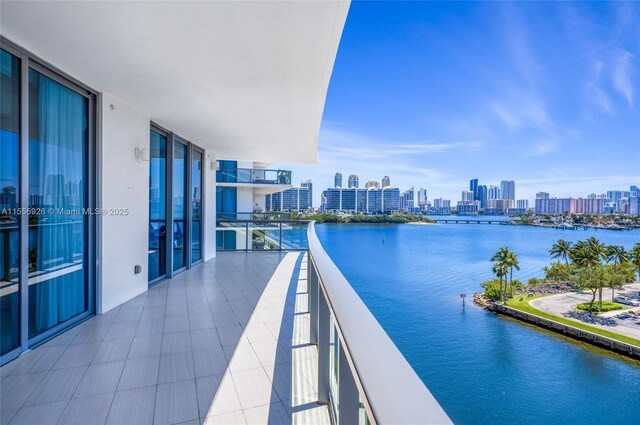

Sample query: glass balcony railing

[216,219,309,251]
[216,168,292,185]
[216,211,292,221]
[306,221,452,424]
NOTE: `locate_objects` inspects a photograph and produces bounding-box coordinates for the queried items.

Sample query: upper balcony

[216,168,292,195]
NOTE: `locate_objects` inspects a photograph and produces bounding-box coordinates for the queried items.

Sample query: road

[530,283,640,341]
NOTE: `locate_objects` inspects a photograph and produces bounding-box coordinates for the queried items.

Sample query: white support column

[203,150,216,260]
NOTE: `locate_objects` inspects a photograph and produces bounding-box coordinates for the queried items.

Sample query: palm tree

[504,249,520,298]
[491,247,510,303]
[571,245,600,268]
[586,237,608,262]
[630,242,640,282]
[550,239,573,267]
[492,262,507,304]
[606,245,629,301]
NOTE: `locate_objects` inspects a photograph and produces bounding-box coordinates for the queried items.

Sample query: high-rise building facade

[535,197,576,214]
[334,172,342,188]
[470,179,478,200]
[417,188,428,209]
[320,187,400,213]
[382,176,390,188]
[477,185,488,208]
[629,196,640,215]
[365,180,381,189]
[488,185,501,200]
[400,188,415,211]
[574,198,604,214]
[301,179,313,208]
[265,186,311,212]
[461,190,474,203]
[500,180,515,201]
[348,174,359,188]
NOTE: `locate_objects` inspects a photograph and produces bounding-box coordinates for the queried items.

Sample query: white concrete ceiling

[0,1,349,163]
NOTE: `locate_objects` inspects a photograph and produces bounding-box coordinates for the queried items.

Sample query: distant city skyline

[274,1,640,207]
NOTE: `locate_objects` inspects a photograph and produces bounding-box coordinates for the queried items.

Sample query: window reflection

[27,68,88,338]
[0,49,21,356]
[149,130,167,282]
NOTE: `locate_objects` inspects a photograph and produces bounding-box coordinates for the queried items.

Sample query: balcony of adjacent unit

[216,167,293,196]
[216,213,310,252]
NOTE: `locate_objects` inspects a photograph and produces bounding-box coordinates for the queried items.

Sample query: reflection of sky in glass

[173,142,187,219]
[0,130,19,206]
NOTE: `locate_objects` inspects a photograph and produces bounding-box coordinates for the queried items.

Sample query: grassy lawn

[505,295,640,347]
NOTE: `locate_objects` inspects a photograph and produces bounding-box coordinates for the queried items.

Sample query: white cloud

[612,49,634,106]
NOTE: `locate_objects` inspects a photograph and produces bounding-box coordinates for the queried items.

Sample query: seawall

[489,304,640,360]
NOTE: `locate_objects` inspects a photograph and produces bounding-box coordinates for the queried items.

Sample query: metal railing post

[245,222,249,252]
[309,261,319,345]
[317,285,330,405]
[279,222,283,252]
[338,345,360,425]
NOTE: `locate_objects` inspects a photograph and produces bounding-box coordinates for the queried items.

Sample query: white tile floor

[0,252,330,425]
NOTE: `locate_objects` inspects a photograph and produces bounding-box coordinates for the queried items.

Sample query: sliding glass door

[1,42,95,365]
[148,129,203,284]
[0,49,21,358]
[191,149,202,263]
[28,68,89,339]
[172,141,187,272]
[148,130,167,283]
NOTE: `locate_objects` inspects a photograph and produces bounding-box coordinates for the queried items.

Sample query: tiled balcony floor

[0,252,329,425]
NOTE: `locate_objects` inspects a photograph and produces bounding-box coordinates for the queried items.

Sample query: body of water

[315,222,640,424]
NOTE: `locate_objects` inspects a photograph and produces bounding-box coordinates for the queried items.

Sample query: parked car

[613,296,640,307]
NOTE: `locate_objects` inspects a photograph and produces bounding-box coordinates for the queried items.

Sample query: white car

[613,296,640,307]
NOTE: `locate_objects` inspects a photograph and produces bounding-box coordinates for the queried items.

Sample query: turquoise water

[315,222,640,425]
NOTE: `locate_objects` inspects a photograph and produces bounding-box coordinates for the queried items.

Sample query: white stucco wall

[99,94,150,313]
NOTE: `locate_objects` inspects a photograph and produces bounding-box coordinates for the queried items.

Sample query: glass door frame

[0,37,97,365]
[188,145,204,267]
[148,124,170,287]
[149,122,204,285]
[171,137,188,274]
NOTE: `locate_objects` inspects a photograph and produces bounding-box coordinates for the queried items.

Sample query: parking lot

[531,283,640,341]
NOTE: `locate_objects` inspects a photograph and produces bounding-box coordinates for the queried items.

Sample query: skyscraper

[348,174,359,188]
[469,178,478,200]
[417,188,428,209]
[477,185,488,208]
[334,172,342,188]
[500,180,515,201]
[365,180,380,189]
[301,179,313,208]
[488,185,501,200]
[400,188,414,211]
[381,176,390,188]
[461,190,474,203]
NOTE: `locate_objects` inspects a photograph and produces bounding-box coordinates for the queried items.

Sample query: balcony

[0,223,450,425]
[217,214,309,252]
[216,169,292,195]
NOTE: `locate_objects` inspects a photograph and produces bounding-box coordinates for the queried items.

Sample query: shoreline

[489,303,640,360]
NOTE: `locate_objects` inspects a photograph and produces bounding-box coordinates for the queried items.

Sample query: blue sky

[276,1,640,206]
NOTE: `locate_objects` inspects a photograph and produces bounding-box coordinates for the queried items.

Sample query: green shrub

[481,279,502,300]
[607,262,636,283]
[527,277,544,286]
[543,262,572,282]
[576,301,624,313]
